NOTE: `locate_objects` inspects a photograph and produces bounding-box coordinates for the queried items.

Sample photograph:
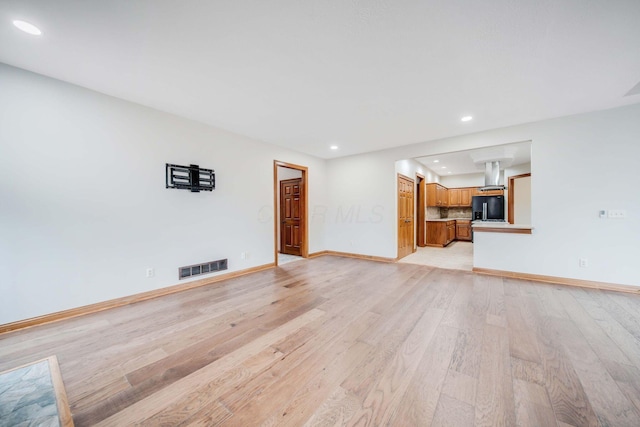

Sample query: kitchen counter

[472,221,533,234]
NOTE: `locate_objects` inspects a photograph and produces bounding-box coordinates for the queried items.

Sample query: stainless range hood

[479,161,505,191]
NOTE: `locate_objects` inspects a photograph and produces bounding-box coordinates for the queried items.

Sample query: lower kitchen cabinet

[456,220,472,241]
[447,221,456,243]
[426,220,457,247]
[427,219,472,246]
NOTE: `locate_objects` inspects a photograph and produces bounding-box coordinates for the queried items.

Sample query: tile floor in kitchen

[398,241,473,271]
[278,253,305,265]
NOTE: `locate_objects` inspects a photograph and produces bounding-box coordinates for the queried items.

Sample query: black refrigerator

[472,195,505,221]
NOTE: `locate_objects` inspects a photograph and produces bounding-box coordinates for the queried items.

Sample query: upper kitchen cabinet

[427,183,448,207]
[447,187,473,207]
[460,188,472,205]
[477,188,504,196]
[448,188,460,206]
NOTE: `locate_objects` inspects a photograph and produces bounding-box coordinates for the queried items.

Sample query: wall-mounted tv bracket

[166,163,215,192]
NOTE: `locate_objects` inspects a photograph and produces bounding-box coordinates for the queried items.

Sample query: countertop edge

[472,223,533,234]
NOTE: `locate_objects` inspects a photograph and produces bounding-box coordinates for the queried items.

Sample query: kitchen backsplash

[426,206,473,219]
[440,207,472,219]
[426,207,441,219]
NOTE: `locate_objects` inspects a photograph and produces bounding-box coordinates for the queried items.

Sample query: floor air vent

[179,258,228,279]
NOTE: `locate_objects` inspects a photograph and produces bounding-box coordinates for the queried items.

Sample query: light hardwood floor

[1,256,639,426]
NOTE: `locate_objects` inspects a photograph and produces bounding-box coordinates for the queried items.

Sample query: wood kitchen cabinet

[447,221,456,243]
[448,189,460,206]
[475,188,504,196]
[448,187,473,207]
[427,219,472,246]
[456,220,472,241]
[428,183,478,207]
[438,185,449,207]
[427,183,449,207]
[426,220,456,247]
[459,188,472,206]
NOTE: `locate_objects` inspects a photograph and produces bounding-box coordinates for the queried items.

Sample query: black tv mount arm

[166,163,215,192]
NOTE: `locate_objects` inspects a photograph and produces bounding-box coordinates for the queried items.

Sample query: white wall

[326,104,640,287]
[0,64,326,324]
[505,162,531,179]
[439,173,485,188]
[395,159,439,183]
[324,153,395,257]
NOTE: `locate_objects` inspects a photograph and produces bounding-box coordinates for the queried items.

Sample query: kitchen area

[398,141,531,271]
[425,183,505,247]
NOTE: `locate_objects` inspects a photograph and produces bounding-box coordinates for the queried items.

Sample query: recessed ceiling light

[329,145,339,150]
[447,171,452,174]
[461,116,473,122]
[433,160,440,163]
[441,166,447,169]
[13,20,42,36]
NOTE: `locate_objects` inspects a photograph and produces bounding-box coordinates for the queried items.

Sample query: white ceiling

[416,141,531,176]
[1,1,639,159]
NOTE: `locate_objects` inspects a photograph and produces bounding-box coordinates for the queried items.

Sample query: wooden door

[397,175,415,259]
[280,178,302,255]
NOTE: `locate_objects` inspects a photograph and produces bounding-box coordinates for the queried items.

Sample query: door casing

[508,173,531,224]
[274,161,308,265]
[416,174,426,247]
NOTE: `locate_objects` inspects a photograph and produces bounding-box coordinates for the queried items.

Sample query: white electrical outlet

[599,210,607,219]
[608,210,627,219]
[146,268,155,278]
[579,258,588,268]
[240,252,246,259]
[245,252,250,259]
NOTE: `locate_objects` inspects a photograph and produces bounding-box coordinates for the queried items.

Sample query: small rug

[0,356,73,427]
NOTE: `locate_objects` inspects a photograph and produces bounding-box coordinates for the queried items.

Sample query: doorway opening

[274,161,308,266]
[395,140,531,270]
[508,173,532,224]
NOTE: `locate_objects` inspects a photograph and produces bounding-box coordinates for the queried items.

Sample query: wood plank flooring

[1,256,639,426]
